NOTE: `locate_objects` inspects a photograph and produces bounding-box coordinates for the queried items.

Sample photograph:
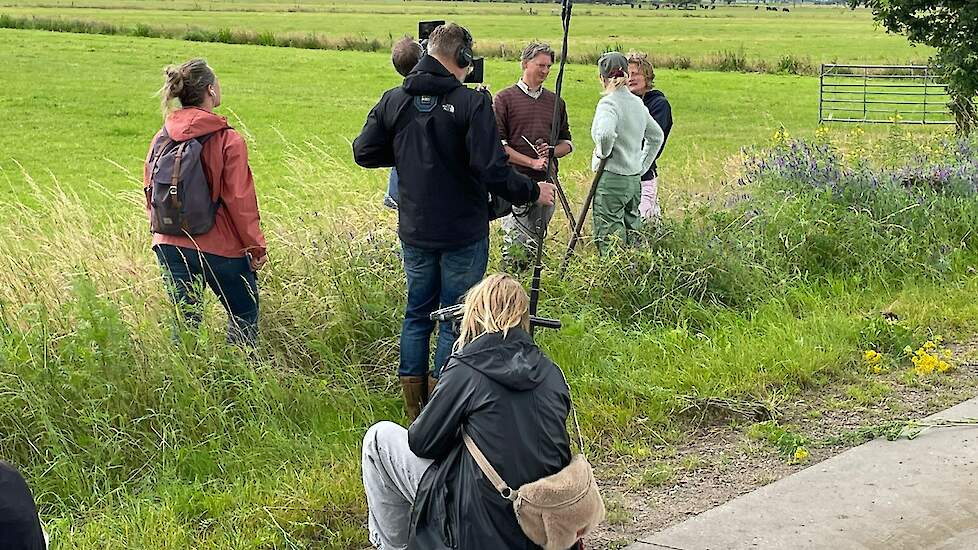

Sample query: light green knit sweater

[590,87,664,177]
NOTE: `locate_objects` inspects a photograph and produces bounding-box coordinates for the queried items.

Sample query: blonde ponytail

[601,75,628,95]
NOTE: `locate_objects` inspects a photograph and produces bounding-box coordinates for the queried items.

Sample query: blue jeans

[399,238,488,378]
[384,168,399,209]
[154,244,259,346]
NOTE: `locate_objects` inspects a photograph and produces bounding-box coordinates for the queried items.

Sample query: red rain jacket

[144,107,266,260]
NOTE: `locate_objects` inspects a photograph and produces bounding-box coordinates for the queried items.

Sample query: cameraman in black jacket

[354,22,556,421]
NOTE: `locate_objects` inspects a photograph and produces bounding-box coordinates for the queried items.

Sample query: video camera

[418,20,484,84]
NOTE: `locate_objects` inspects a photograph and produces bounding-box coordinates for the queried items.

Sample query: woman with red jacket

[144,58,267,346]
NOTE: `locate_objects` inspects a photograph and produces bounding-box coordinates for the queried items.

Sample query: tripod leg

[528,219,547,337]
[552,175,576,229]
[560,159,607,273]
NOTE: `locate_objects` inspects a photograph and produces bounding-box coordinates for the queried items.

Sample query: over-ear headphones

[456,27,474,69]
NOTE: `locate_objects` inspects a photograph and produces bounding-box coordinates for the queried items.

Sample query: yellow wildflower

[872,365,883,374]
[793,447,810,461]
[913,352,937,375]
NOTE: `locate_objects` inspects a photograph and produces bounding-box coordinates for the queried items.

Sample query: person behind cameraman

[382,36,425,210]
[353,23,556,421]
[627,52,673,222]
[493,42,573,271]
[361,274,576,550]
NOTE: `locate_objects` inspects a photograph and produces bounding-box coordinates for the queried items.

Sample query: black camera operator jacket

[354,55,540,250]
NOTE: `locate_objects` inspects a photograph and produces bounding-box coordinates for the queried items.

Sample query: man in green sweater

[493,42,573,270]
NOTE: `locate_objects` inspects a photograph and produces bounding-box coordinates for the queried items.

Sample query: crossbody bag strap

[557,365,586,457]
[462,431,519,502]
[570,401,585,458]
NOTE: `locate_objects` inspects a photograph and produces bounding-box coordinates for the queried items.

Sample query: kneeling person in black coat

[361,274,576,549]
[1,461,46,550]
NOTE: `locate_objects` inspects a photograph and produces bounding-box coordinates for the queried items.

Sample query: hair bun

[163,65,184,94]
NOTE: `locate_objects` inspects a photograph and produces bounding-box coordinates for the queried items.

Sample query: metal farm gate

[819,64,954,125]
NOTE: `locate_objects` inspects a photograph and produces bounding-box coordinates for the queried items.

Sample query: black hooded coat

[406,328,573,549]
[353,55,540,250]
[0,461,45,550]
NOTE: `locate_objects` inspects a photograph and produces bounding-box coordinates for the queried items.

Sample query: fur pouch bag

[462,404,604,550]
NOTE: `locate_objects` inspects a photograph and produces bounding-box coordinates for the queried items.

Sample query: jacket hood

[164,107,229,140]
[403,55,463,97]
[449,328,549,391]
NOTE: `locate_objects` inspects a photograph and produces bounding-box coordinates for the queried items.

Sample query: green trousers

[593,171,642,254]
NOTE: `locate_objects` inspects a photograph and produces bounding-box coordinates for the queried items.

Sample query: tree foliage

[853,1,978,133]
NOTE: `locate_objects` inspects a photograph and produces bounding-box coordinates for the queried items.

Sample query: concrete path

[627,396,978,550]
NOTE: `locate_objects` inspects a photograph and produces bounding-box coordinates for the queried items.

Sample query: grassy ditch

[3,129,978,547]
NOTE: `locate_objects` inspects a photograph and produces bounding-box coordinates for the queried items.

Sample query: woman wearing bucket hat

[590,52,664,253]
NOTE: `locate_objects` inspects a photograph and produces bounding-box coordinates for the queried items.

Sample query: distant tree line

[422,0,852,5]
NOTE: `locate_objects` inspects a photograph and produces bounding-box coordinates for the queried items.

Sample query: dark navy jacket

[641,89,673,180]
[0,461,45,550]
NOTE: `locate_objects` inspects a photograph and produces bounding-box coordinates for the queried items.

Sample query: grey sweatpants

[362,421,434,550]
[502,202,556,268]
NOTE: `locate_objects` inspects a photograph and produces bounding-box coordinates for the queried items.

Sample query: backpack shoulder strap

[151,127,173,155]
[192,126,232,208]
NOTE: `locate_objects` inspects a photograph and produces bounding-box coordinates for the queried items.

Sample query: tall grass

[3,131,978,547]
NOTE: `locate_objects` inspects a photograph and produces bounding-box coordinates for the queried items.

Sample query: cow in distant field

[783,7,790,12]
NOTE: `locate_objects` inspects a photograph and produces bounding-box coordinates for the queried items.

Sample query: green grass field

[1,6,974,549]
[0,0,933,69]
[0,27,845,210]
